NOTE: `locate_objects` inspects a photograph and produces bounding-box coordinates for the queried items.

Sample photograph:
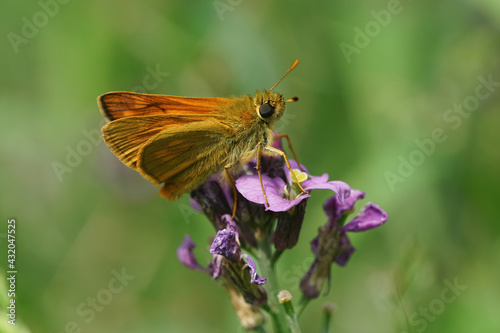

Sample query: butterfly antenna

[270,59,299,91]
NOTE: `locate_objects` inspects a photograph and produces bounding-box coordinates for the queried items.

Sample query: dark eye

[259,103,275,118]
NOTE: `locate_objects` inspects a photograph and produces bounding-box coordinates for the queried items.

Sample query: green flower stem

[256,233,288,333]
[278,293,301,333]
[262,304,282,333]
[321,303,336,333]
[321,311,332,333]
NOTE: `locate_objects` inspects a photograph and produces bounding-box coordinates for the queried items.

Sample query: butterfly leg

[263,145,309,195]
[256,142,270,208]
[224,165,238,219]
[272,133,305,172]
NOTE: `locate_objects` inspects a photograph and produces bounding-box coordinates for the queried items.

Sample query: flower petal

[299,260,321,299]
[235,175,280,205]
[323,189,366,222]
[177,235,207,272]
[210,218,240,261]
[303,173,329,186]
[243,255,266,285]
[189,198,202,211]
[266,192,310,212]
[236,174,310,212]
[310,235,319,256]
[341,203,388,232]
[333,234,355,266]
[210,254,224,280]
[303,177,351,203]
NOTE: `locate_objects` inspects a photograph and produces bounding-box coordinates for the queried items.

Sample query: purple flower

[210,216,240,261]
[300,190,388,299]
[209,216,265,285]
[236,158,350,250]
[176,132,389,328]
[190,174,273,250]
[176,231,265,329]
[236,160,350,212]
[177,215,267,305]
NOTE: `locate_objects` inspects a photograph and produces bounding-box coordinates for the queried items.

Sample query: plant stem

[279,293,302,333]
[321,303,336,333]
[262,304,282,333]
[256,235,289,333]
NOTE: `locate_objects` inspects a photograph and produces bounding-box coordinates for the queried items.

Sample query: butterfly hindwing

[137,119,234,199]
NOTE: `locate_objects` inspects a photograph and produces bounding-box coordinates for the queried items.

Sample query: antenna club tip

[270,59,300,91]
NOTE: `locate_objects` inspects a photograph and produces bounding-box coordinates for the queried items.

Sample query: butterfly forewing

[99,91,235,172]
[99,92,232,121]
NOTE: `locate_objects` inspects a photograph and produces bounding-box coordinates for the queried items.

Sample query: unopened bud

[278,290,293,304]
[323,302,337,314]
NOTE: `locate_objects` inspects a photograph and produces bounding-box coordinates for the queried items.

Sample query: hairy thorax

[227,124,274,173]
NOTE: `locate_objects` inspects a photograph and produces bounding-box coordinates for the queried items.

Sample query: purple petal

[210,254,224,280]
[299,260,322,299]
[243,255,266,285]
[341,203,388,232]
[210,220,240,261]
[334,234,355,266]
[177,235,206,272]
[310,235,319,256]
[303,177,351,204]
[236,175,280,205]
[323,189,366,222]
[189,198,201,211]
[222,214,239,239]
[236,174,310,212]
[265,192,310,212]
[303,173,329,186]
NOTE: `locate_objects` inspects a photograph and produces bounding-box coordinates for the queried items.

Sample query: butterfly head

[253,90,285,123]
[253,59,300,124]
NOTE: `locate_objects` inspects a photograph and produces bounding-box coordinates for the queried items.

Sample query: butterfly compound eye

[259,103,275,118]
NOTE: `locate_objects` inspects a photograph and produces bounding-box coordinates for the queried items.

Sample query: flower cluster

[300,190,388,298]
[177,135,388,331]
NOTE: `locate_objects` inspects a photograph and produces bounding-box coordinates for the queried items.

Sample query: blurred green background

[1,0,499,332]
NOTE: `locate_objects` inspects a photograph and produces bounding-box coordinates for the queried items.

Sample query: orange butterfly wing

[99,91,231,121]
[137,119,235,200]
[98,92,234,172]
[102,115,189,168]
[98,92,238,200]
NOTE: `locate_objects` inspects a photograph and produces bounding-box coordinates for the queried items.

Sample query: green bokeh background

[1,1,499,332]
